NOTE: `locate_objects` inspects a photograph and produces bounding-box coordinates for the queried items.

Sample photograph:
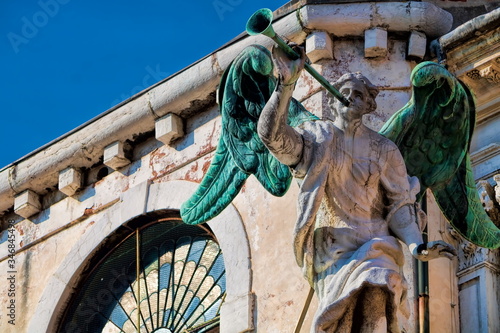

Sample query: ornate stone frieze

[466,69,481,81]
[465,57,500,84]
[477,178,500,227]
[454,174,500,273]
[451,227,500,273]
[480,64,500,83]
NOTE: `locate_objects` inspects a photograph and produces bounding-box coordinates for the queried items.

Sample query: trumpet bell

[246,8,275,38]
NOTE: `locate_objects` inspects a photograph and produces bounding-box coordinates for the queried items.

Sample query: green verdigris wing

[181,45,317,225]
[180,137,250,226]
[380,61,500,248]
[434,155,500,248]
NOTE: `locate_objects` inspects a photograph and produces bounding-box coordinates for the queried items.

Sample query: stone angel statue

[180,42,500,332]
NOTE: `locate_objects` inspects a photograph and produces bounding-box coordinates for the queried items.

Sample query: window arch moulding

[29,180,254,333]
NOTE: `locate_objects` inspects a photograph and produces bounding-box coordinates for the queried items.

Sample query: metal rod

[136,229,141,333]
[271,35,350,107]
[418,194,430,333]
[246,8,350,107]
[295,287,314,333]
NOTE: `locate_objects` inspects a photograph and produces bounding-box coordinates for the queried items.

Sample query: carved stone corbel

[494,174,500,206]
[477,179,500,227]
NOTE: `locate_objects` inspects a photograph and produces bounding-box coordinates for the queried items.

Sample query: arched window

[58,216,225,333]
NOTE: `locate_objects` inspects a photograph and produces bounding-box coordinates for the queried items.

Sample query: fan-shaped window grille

[58,217,225,333]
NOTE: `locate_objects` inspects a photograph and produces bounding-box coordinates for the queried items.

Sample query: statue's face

[335,79,371,121]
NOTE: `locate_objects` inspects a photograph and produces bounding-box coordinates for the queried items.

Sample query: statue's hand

[272,43,306,86]
[412,240,457,261]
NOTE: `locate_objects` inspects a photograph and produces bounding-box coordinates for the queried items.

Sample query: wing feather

[380,62,470,197]
[380,61,500,248]
[180,138,248,225]
[433,155,500,248]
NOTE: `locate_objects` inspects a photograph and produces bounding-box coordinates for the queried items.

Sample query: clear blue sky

[0,0,278,168]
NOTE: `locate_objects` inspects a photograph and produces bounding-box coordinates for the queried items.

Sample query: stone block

[58,167,83,196]
[155,113,184,145]
[120,181,149,223]
[306,31,334,63]
[14,189,41,218]
[365,28,388,58]
[220,293,255,333]
[103,141,130,170]
[408,31,427,60]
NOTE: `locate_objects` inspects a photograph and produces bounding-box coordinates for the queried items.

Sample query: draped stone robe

[292,120,419,332]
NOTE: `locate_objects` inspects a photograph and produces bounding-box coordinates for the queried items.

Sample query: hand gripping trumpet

[246,8,350,107]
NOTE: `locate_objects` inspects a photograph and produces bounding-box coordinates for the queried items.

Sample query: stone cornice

[471,143,500,168]
[438,7,500,53]
[448,30,500,82]
[298,1,452,38]
[457,260,500,279]
[437,10,500,124]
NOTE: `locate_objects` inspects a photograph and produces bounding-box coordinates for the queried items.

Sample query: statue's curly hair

[332,73,379,113]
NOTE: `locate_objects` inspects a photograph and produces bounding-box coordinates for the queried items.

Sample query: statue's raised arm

[257,44,307,167]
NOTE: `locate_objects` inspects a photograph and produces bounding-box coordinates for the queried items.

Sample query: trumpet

[246,8,350,107]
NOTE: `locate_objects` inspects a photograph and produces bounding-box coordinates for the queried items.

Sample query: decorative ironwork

[58,219,225,333]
